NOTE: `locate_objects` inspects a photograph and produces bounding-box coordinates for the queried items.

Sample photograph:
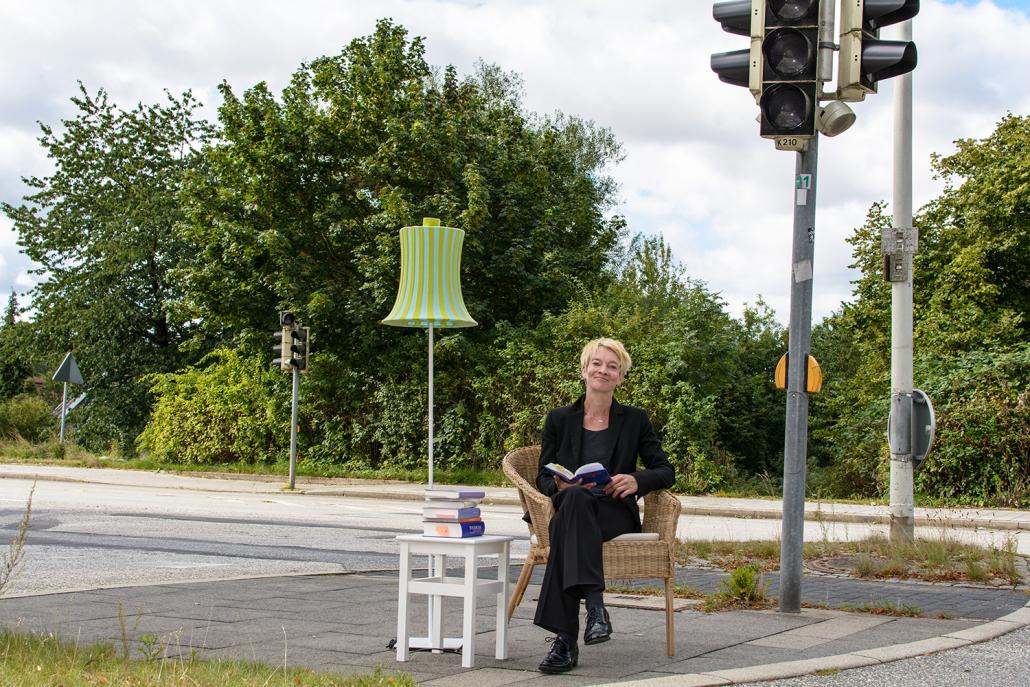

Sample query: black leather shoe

[538,635,578,674]
[583,606,612,645]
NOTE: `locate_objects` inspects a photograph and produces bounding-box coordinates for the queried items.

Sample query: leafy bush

[137,349,288,465]
[0,394,54,443]
[914,346,1030,506]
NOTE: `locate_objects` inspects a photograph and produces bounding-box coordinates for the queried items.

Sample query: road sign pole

[780,135,818,613]
[889,18,916,543]
[289,366,299,489]
[60,381,68,443]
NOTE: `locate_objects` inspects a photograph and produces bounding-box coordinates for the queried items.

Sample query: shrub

[0,394,54,443]
[136,348,288,465]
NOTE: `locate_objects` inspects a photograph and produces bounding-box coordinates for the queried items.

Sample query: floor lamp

[382,217,476,489]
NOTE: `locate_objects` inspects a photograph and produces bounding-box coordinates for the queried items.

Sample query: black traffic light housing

[838,0,919,101]
[289,327,310,372]
[710,1,760,91]
[272,314,311,373]
[759,0,821,139]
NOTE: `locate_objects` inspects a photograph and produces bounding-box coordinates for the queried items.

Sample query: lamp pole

[427,324,434,490]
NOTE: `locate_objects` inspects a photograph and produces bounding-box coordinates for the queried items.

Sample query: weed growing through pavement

[0,481,34,597]
[841,600,923,617]
[138,633,161,661]
[116,602,147,660]
[719,564,771,603]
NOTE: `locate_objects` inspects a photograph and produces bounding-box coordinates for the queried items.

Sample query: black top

[535,395,676,523]
[582,427,612,495]
[581,427,613,467]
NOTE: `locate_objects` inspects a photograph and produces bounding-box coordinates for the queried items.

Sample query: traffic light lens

[768,0,816,22]
[765,29,812,77]
[762,84,811,131]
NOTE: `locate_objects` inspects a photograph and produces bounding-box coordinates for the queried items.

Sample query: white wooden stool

[395,534,513,668]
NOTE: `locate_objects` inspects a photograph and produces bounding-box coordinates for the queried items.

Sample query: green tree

[0,293,32,400]
[916,113,1029,351]
[180,20,621,354]
[2,85,214,451]
[474,236,739,491]
[812,114,1030,505]
[161,20,624,471]
[718,298,786,479]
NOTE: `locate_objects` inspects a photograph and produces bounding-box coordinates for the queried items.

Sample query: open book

[544,462,611,485]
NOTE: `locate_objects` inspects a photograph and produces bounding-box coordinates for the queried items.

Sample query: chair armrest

[502,451,555,549]
[641,490,681,543]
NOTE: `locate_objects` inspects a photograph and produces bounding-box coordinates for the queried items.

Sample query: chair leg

[665,576,675,656]
[507,558,536,621]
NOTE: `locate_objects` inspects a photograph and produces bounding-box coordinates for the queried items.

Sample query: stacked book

[423,488,487,538]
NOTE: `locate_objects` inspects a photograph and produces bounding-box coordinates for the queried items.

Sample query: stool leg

[429,553,444,652]
[665,576,675,657]
[461,548,477,668]
[495,541,509,659]
[396,543,411,662]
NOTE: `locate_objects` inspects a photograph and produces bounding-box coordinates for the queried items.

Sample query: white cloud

[0,0,1026,324]
[14,271,35,289]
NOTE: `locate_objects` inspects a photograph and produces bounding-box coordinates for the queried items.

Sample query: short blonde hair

[580,338,632,376]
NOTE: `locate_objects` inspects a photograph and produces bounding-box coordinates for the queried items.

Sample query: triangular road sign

[52,352,84,385]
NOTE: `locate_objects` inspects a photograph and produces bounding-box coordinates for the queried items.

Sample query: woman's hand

[604,474,639,499]
[554,477,596,492]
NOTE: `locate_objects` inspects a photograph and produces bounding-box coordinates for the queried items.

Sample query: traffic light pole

[289,366,299,489]
[889,18,916,543]
[780,134,818,613]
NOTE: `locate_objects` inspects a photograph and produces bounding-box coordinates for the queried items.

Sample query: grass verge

[675,534,1026,587]
[0,629,413,687]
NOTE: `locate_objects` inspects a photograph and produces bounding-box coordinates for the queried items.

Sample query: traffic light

[272,312,310,373]
[289,326,310,372]
[710,1,761,93]
[272,326,293,372]
[758,1,821,139]
[838,0,919,101]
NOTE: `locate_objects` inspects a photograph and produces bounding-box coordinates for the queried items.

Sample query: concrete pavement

[1,463,1028,684]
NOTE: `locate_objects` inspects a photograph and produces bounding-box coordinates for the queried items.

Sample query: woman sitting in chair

[534,337,675,674]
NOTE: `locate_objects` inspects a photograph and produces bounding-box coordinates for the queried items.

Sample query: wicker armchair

[502,445,682,656]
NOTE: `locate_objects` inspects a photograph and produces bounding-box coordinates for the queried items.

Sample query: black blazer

[535,396,675,523]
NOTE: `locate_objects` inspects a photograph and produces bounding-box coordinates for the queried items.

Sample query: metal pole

[779,135,819,613]
[59,381,68,443]
[428,324,434,490]
[289,365,299,489]
[889,18,915,543]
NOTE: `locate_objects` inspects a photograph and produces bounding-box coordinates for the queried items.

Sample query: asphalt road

[0,476,532,596]
[736,624,1030,687]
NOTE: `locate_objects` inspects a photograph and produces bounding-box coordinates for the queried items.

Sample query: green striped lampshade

[382,218,477,328]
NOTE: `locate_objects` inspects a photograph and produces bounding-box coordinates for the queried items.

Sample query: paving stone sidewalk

[2,567,1027,685]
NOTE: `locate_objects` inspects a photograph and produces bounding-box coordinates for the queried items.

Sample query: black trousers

[533,486,640,637]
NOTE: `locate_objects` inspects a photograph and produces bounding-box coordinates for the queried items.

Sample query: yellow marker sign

[774,353,823,393]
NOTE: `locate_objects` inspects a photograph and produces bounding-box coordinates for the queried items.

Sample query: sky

[1,0,1028,325]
